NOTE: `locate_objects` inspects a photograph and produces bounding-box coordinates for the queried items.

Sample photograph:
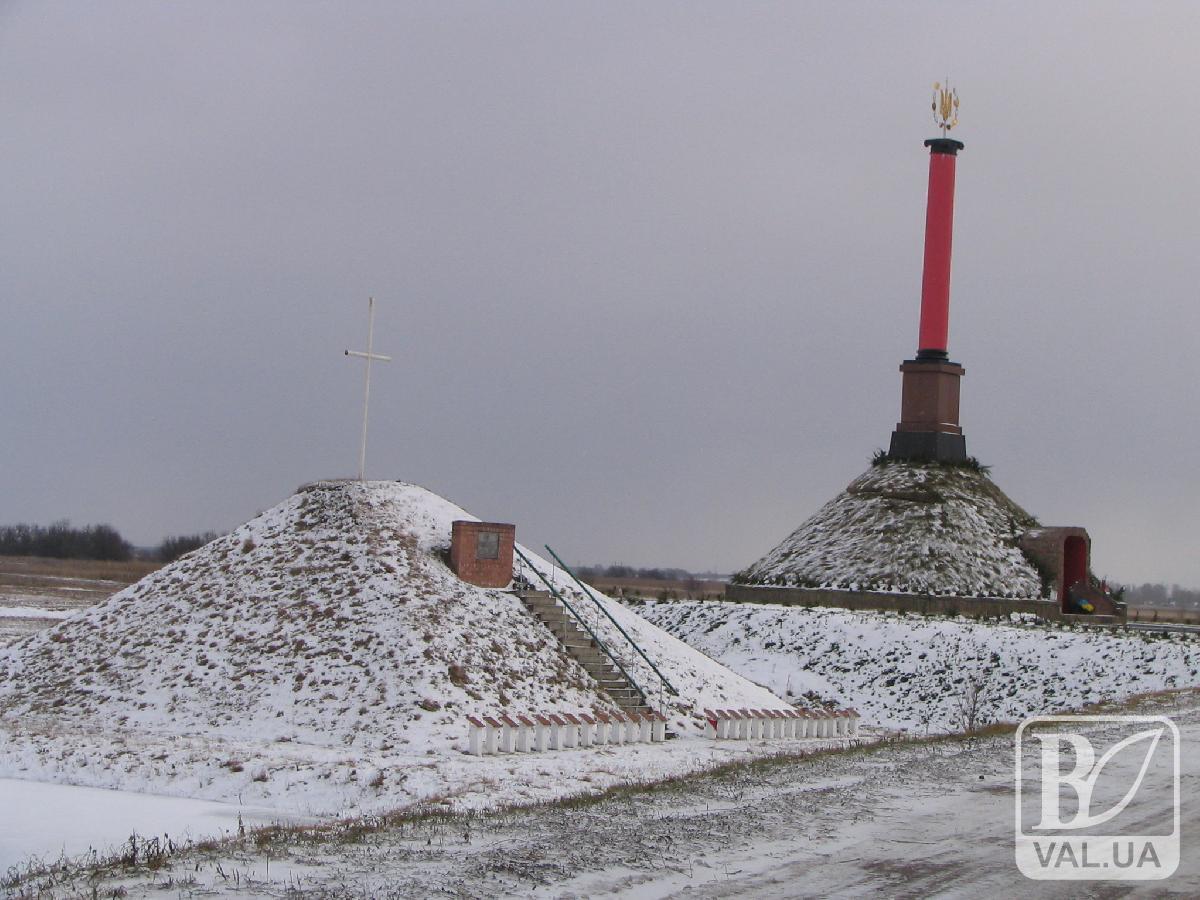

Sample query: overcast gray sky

[2,2,1197,587]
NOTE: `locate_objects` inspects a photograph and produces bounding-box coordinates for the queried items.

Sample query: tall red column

[888,136,968,463]
[916,138,963,359]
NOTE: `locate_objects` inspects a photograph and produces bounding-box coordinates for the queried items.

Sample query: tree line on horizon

[574,563,728,582]
[0,521,133,561]
[0,522,219,564]
[1116,582,1200,610]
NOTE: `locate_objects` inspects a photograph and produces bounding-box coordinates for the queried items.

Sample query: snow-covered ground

[0,779,307,874]
[632,599,1200,731]
[0,607,71,620]
[0,481,793,821]
[0,734,858,881]
[15,691,1197,897]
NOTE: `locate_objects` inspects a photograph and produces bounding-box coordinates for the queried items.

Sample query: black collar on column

[924,138,965,155]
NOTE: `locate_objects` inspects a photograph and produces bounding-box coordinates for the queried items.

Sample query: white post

[750,710,765,740]
[483,717,501,754]
[651,712,666,742]
[516,716,534,752]
[623,714,640,744]
[767,712,778,739]
[730,710,746,740]
[498,715,517,753]
[593,714,610,746]
[609,715,625,745]
[345,297,392,482]
[560,714,579,749]
[547,715,564,750]
[467,717,485,756]
[619,715,634,744]
[534,716,551,751]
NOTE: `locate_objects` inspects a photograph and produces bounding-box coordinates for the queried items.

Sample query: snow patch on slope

[635,599,1200,732]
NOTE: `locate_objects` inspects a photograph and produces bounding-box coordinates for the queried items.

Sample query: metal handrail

[544,544,678,697]
[512,546,648,706]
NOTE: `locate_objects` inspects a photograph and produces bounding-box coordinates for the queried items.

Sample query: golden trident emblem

[932,80,960,135]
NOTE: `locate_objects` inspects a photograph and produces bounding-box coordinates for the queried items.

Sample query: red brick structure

[1018,527,1089,605]
[450,521,515,588]
[1017,527,1121,616]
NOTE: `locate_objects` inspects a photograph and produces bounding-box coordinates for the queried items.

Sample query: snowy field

[632,600,1200,732]
[11,691,1196,897]
[0,603,75,646]
[0,555,132,645]
[0,608,71,620]
[0,779,306,874]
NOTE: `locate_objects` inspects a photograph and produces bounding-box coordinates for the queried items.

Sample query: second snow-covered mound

[733,461,1045,598]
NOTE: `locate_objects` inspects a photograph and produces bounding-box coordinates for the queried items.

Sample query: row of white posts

[703,708,860,740]
[467,711,668,756]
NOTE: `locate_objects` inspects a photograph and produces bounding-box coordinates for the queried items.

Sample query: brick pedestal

[888,359,967,462]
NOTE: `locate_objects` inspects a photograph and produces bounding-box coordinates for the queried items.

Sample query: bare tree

[954,650,1000,732]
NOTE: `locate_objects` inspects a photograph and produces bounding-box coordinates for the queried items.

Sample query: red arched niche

[1062,535,1088,611]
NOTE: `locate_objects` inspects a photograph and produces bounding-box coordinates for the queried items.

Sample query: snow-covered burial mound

[734,461,1045,599]
[0,482,782,804]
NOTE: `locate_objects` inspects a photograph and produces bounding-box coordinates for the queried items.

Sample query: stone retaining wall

[723,583,1125,624]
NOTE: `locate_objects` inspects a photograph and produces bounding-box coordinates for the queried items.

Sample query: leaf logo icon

[1033,727,1165,831]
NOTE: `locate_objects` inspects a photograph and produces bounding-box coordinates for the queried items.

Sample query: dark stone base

[888,429,967,462]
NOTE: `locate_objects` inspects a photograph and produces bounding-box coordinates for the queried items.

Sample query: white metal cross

[344,297,391,482]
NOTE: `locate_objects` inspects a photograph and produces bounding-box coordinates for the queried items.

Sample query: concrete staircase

[515,590,650,714]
